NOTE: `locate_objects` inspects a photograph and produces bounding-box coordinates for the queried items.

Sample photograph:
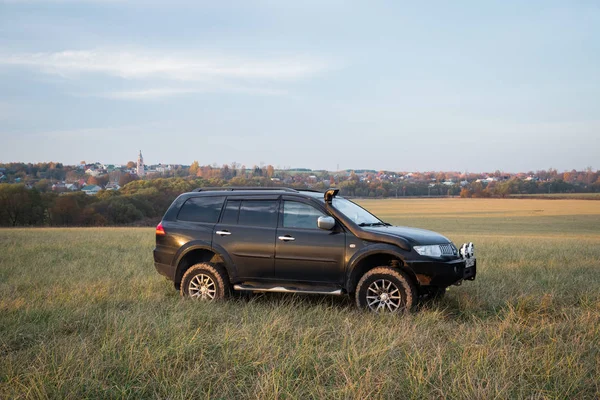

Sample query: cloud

[0,48,329,99]
[0,49,329,82]
[97,86,287,100]
[11,122,164,141]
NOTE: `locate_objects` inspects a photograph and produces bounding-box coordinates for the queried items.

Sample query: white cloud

[98,86,286,100]
[0,49,329,99]
[0,49,329,82]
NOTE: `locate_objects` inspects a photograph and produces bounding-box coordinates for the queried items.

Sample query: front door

[275,199,346,284]
[213,197,279,280]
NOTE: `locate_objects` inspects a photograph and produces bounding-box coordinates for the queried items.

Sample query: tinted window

[283,201,326,229]
[221,200,241,224]
[238,200,278,228]
[177,196,225,223]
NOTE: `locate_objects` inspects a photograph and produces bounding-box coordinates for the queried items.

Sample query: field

[1,199,599,399]
[509,193,600,200]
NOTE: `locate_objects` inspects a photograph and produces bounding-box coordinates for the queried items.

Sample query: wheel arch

[345,246,418,294]
[173,243,236,289]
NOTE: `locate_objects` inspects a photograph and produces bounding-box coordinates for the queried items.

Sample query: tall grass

[1,199,599,399]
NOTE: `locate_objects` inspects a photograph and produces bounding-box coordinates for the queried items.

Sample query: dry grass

[1,199,599,399]
[357,198,600,218]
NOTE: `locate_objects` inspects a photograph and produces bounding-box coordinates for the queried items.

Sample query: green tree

[0,184,33,226]
[35,179,51,192]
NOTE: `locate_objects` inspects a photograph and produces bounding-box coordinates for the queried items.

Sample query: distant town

[0,151,598,199]
[1,151,598,227]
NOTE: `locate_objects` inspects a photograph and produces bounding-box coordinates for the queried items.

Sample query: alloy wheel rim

[189,274,216,300]
[366,279,402,312]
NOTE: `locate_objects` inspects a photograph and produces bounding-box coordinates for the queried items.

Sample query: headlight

[413,245,443,257]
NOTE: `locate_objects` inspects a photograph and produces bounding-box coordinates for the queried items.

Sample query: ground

[1,199,599,399]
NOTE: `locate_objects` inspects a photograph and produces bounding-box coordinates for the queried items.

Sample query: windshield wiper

[358,222,387,227]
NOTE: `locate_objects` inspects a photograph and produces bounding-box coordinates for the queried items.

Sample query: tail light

[156,222,166,235]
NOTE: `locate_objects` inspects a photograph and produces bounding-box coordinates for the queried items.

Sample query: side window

[177,196,225,223]
[283,201,326,229]
[221,200,241,224]
[238,200,279,228]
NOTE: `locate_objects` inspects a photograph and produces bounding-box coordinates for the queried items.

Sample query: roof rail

[192,186,299,193]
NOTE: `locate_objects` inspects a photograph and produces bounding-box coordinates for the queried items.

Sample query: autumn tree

[266,165,275,178]
[189,161,200,176]
[126,161,136,169]
[221,164,232,180]
[109,170,122,183]
[119,173,138,187]
[95,175,109,187]
[66,170,82,183]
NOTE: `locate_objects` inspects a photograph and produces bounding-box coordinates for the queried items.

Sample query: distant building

[136,150,146,177]
[85,168,101,177]
[155,164,173,173]
[81,185,102,195]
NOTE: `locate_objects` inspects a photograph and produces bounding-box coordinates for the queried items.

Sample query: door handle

[278,235,295,241]
[216,230,232,236]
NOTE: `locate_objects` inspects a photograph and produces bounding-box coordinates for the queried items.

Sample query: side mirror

[317,216,336,230]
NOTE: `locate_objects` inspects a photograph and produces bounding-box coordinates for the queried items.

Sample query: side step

[233,283,342,296]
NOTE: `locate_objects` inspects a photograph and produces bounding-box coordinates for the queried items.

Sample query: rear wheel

[180,263,229,300]
[355,267,417,312]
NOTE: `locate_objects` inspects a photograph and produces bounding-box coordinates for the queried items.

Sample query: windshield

[330,198,383,226]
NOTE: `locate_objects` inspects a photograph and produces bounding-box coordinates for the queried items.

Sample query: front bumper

[408,257,477,288]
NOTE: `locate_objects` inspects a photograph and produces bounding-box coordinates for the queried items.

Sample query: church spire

[136,150,145,177]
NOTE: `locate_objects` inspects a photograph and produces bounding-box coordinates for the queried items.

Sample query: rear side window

[177,196,225,223]
[238,200,279,228]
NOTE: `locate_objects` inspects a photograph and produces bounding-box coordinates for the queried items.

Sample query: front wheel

[355,267,417,313]
[180,263,229,300]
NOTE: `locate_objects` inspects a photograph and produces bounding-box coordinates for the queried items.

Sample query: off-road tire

[180,263,229,300]
[355,266,417,312]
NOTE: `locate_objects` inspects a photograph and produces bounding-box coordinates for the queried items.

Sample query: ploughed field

[1,199,599,399]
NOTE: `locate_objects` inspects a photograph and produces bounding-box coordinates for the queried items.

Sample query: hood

[362,225,451,246]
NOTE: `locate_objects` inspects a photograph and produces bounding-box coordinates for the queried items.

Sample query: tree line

[1,174,599,227]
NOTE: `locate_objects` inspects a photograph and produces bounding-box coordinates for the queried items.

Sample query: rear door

[212,196,280,280]
[274,197,346,283]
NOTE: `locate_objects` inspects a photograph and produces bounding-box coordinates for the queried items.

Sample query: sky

[0,0,599,172]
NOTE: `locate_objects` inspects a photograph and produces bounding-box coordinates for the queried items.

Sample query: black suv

[154,187,476,312]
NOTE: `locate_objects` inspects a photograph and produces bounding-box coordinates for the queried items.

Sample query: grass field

[1,199,599,399]
[509,193,600,200]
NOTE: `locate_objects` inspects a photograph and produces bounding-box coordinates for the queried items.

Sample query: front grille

[439,244,457,256]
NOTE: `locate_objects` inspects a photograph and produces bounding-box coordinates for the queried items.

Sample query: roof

[81,185,101,191]
[192,186,298,193]
[180,187,328,200]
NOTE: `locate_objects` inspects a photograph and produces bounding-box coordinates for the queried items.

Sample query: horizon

[1,155,595,175]
[1,1,599,171]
